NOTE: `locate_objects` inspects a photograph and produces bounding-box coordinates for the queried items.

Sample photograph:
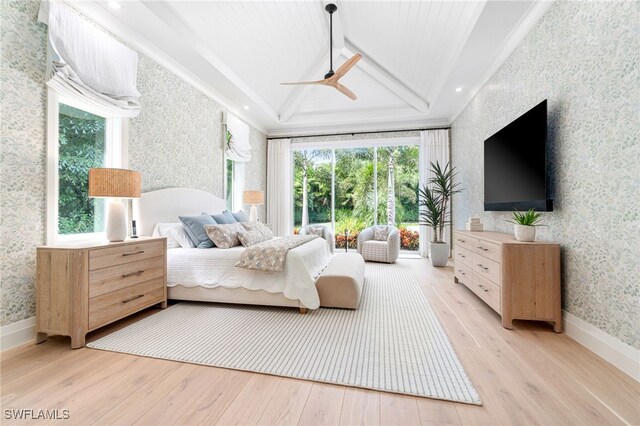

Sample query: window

[47,89,127,243]
[292,139,420,252]
[224,158,244,211]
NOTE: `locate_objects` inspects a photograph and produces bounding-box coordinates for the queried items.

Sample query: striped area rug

[88,262,481,405]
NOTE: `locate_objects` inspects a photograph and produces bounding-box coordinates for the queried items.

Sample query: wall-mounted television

[484,99,553,211]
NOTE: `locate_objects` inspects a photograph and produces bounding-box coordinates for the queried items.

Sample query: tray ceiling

[69,0,552,136]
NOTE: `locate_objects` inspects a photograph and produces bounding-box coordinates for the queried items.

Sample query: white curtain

[38,0,141,117]
[418,129,451,257]
[267,139,292,237]
[224,112,251,162]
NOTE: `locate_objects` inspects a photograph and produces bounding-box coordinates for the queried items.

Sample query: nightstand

[36,237,167,348]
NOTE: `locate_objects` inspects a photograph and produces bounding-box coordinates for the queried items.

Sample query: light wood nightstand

[36,237,167,348]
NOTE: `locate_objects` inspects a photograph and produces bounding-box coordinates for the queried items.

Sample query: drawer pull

[122,270,144,278]
[123,250,145,256]
[122,294,144,304]
[477,246,489,251]
[457,239,466,243]
[457,253,466,258]
[477,284,489,292]
[477,264,489,270]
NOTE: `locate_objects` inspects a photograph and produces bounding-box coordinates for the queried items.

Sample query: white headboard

[133,188,227,236]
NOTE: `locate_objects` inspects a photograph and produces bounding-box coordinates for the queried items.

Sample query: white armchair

[357,225,400,263]
[299,225,335,254]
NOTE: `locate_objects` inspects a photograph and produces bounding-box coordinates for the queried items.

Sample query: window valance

[38,0,141,117]
[224,112,251,162]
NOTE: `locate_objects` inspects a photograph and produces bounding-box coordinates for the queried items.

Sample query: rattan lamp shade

[243,190,264,205]
[88,168,141,199]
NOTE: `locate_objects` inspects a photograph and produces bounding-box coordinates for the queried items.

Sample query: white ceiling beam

[141,2,280,123]
[342,41,429,113]
[278,47,329,123]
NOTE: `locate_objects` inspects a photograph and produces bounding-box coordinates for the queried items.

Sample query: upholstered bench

[316,253,365,309]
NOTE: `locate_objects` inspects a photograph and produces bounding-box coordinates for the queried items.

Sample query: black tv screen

[484,100,552,211]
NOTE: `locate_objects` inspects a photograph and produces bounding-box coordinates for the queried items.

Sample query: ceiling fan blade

[331,53,362,81]
[280,79,327,86]
[333,82,357,100]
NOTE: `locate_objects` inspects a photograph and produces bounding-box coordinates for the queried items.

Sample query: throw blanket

[236,235,319,272]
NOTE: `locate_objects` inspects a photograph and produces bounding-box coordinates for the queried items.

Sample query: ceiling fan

[281,3,362,100]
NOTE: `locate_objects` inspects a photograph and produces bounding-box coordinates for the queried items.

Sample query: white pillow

[152,223,196,248]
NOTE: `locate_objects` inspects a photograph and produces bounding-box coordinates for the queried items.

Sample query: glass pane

[293,149,332,234]
[226,159,233,210]
[334,147,374,249]
[377,146,420,251]
[58,103,106,235]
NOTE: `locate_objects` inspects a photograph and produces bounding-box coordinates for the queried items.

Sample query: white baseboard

[1,317,36,352]
[563,310,639,382]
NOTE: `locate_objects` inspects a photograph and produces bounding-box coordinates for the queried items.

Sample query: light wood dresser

[453,230,561,332]
[36,237,167,348]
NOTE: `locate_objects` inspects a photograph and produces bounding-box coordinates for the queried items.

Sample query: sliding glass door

[293,140,420,252]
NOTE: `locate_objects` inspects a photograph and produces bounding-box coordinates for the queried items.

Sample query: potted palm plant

[419,161,462,266]
[509,209,544,241]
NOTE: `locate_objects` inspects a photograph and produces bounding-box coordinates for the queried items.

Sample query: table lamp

[243,190,264,222]
[88,168,141,242]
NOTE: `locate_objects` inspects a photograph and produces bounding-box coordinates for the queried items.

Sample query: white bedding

[167,237,333,309]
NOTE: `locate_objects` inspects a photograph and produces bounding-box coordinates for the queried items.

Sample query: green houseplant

[418,161,462,266]
[508,208,544,242]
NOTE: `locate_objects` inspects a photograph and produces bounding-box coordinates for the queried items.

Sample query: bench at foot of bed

[316,253,365,309]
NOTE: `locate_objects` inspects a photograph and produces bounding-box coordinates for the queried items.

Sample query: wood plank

[258,377,313,425]
[215,373,282,425]
[298,383,345,426]
[415,398,461,426]
[95,363,199,425]
[134,366,227,425]
[339,387,380,426]
[379,393,420,426]
[174,369,252,425]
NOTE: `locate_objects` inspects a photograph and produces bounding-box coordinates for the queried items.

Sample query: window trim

[46,88,128,245]
[224,157,245,212]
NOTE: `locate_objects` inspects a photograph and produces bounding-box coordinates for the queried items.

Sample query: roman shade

[224,112,251,162]
[38,0,141,117]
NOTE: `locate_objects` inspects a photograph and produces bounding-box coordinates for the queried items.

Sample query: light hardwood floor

[2,259,639,425]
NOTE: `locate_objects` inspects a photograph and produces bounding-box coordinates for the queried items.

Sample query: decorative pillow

[373,226,390,241]
[204,222,245,249]
[237,229,271,247]
[178,214,217,248]
[240,221,273,240]
[209,210,237,224]
[229,210,249,223]
[306,226,325,237]
[151,223,195,248]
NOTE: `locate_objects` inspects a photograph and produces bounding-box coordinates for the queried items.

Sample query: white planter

[429,242,449,267]
[514,224,536,242]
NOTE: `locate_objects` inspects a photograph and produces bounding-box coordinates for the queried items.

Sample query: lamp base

[106,201,127,242]
[249,204,258,222]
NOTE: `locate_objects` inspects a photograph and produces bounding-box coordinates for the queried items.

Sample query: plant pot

[429,242,449,267]
[514,224,536,242]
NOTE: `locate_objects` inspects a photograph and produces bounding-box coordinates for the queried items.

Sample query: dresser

[453,230,561,332]
[36,237,167,348]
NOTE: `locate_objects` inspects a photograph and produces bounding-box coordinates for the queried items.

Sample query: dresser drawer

[88,278,165,330]
[472,272,501,313]
[89,256,165,298]
[453,232,478,253]
[473,252,501,284]
[454,261,474,286]
[473,240,501,263]
[454,246,474,268]
[90,240,164,271]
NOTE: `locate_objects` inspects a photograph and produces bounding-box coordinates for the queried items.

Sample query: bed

[133,187,333,311]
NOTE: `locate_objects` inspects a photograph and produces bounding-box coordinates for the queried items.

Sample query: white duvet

[166,237,333,309]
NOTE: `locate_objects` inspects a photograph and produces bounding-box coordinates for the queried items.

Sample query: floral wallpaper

[0,0,267,327]
[0,0,47,327]
[451,1,639,348]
